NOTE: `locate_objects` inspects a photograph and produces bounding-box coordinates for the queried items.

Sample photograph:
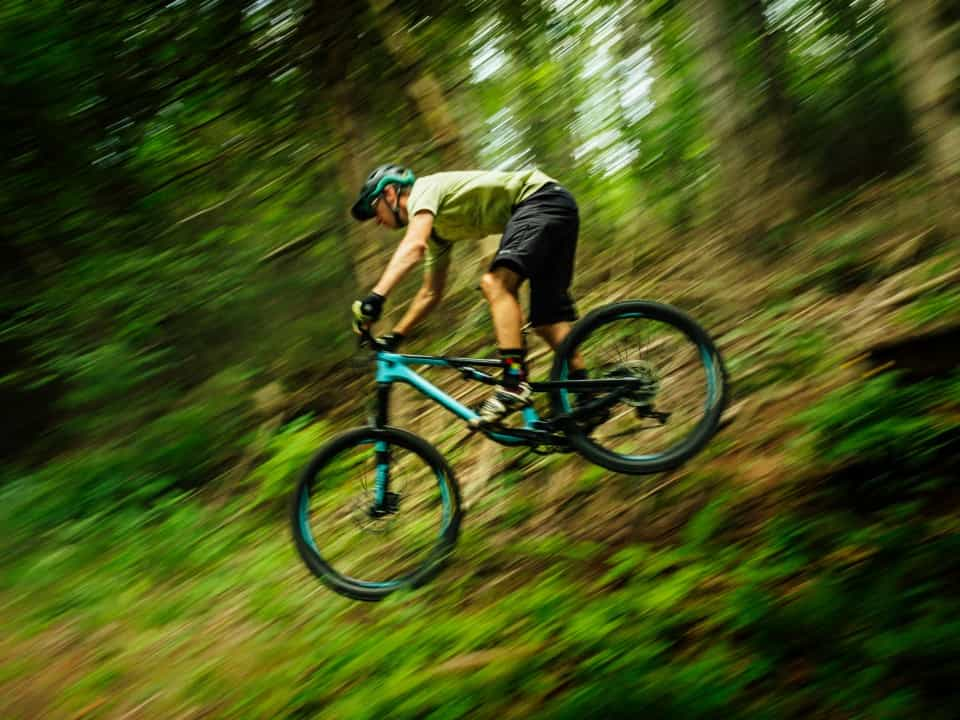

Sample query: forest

[2,0,959,717]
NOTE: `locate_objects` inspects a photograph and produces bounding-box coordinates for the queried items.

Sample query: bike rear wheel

[550,300,727,475]
[291,426,462,601]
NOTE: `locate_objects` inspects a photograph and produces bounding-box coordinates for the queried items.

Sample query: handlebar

[357,324,374,348]
[356,325,391,352]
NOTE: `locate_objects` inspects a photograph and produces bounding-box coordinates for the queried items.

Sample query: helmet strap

[389,186,407,228]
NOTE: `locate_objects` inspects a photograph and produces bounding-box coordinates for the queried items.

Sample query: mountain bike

[291,300,728,601]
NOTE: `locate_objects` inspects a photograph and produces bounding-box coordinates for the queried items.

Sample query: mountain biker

[350,164,587,426]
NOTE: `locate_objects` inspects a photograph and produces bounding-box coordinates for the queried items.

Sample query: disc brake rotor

[352,485,402,534]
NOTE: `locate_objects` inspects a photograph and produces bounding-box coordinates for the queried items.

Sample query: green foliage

[798,372,957,468]
[780,222,889,295]
[683,492,731,548]
[249,417,329,507]
[0,370,253,537]
[899,285,960,327]
[793,371,959,512]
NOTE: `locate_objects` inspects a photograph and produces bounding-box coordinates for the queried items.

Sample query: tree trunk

[887,0,960,206]
[682,0,802,240]
[367,0,473,166]
[294,0,385,288]
[744,0,795,137]
[330,84,384,289]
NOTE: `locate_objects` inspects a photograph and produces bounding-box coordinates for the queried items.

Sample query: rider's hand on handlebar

[351,292,385,335]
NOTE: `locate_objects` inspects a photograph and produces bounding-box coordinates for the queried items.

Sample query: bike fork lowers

[371,383,395,517]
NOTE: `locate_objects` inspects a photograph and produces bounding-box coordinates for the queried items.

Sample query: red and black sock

[498,348,527,389]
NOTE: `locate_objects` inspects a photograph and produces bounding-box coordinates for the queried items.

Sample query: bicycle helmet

[351,164,416,222]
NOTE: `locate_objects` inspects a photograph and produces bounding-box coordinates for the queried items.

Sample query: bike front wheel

[291,426,462,601]
[550,300,728,475]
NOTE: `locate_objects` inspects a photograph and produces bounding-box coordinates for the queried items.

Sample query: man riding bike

[350,164,587,426]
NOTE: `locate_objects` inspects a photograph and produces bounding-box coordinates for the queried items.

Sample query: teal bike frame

[373,350,562,447]
[362,331,655,512]
[372,350,646,442]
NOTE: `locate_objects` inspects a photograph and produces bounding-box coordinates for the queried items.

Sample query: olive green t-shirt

[406,169,556,269]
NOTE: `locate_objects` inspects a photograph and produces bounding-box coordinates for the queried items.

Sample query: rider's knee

[480,271,506,300]
[533,325,560,349]
[534,322,572,349]
[481,267,521,300]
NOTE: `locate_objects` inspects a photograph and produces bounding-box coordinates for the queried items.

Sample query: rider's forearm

[372,240,425,297]
[394,286,441,335]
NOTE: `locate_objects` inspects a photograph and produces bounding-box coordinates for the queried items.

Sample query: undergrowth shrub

[0,369,256,536]
[783,222,888,296]
[724,304,833,395]
[248,416,329,508]
[801,372,956,462]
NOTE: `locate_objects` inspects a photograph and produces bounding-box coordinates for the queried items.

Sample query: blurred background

[2,0,959,717]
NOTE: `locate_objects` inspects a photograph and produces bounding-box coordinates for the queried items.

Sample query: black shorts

[491,183,579,327]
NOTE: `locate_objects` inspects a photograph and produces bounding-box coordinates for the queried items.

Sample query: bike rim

[297,435,453,590]
[558,311,723,463]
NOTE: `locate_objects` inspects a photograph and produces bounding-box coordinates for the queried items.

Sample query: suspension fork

[373,383,391,509]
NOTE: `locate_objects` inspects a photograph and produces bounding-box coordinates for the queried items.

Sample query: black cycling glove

[351,292,385,333]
